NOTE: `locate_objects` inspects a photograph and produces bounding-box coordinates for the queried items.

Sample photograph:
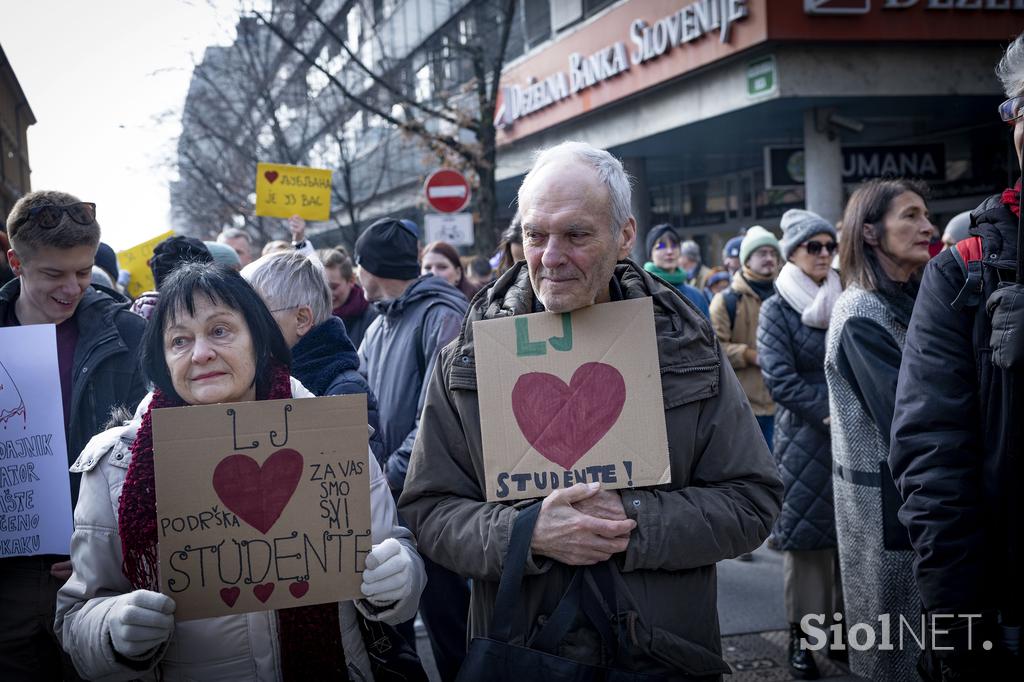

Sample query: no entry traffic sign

[424,169,471,213]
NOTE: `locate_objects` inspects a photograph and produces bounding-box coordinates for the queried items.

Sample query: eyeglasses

[269,305,300,313]
[802,240,838,256]
[654,240,679,251]
[12,202,96,230]
[999,96,1024,124]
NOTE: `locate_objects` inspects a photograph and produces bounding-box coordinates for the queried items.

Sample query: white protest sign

[0,325,73,557]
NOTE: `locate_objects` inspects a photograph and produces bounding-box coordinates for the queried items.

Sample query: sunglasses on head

[999,95,1024,125]
[803,240,838,256]
[12,202,96,230]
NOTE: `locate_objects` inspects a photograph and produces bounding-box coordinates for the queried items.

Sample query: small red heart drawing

[212,449,303,534]
[512,362,626,470]
[264,170,279,183]
[253,582,275,603]
[289,580,310,599]
[220,587,240,607]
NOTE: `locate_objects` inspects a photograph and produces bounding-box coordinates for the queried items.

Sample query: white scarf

[774,262,842,329]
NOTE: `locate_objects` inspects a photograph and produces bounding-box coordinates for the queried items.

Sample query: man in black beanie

[355,217,471,679]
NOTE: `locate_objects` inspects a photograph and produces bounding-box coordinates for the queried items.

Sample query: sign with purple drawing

[474,297,671,502]
[0,325,73,557]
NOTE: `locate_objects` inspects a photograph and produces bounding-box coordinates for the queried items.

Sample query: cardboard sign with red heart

[152,394,371,621]
[474,297,670,502]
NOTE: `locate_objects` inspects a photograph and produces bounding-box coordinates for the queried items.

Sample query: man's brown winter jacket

[399,261,782,680]
[709,271,775,416]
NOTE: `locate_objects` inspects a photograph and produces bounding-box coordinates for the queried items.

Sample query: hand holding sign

[108,590,176,658]
[361,538,415,607]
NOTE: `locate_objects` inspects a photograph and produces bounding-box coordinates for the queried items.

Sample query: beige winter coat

[54,379,425,682]
[709,272,775,416]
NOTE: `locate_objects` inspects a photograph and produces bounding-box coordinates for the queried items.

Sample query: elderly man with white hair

[399,140,782,677]
[242,251,384,464]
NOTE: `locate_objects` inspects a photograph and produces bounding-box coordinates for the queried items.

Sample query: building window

[523,0,551,49]
[583,0,616,19]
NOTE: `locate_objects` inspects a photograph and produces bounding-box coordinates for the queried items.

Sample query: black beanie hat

[355,218,420,280]
[94,243,120,283]
[150,235,213,288]
[645,223,680,258]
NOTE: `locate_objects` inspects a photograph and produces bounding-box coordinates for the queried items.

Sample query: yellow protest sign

[117,230,174,299]
[255,163,332,222]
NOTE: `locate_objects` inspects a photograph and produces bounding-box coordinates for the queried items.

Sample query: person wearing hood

[399,141,781,678]
[890,33,1024,680]
[319,247,378,349]
[1,191,146,680]
[355,217,470,680]
[757,208,843,680]
[241,250,384,465]
[824,179,933,681]
[642,223,710,317]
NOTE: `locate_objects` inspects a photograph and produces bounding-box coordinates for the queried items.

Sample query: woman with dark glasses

[756,208,842,680]
[825,178,934,682]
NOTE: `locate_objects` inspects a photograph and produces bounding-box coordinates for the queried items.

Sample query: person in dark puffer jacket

[241,251,385,465]
[757,208,843,680]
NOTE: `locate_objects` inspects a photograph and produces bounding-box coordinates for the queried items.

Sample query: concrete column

[803,108,844,228]
[622,157,651,262]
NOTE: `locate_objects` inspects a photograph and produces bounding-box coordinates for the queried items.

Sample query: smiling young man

[0,190,146,681]
[399,141,782,677]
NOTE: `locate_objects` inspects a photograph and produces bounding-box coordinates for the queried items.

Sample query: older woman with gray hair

[242,251,385,464]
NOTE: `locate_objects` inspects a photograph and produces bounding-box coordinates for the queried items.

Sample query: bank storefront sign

[495,0,750,129]
[765,144,946,188]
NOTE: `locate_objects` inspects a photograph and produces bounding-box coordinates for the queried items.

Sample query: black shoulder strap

[488,503,541,642]
[724,288,741,329]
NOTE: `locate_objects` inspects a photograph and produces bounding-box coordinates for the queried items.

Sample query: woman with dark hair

[757,208,843,680]
[55,262,425,681]
[825,178,933,682]
[421,240,476,298]
[495,218,524,276]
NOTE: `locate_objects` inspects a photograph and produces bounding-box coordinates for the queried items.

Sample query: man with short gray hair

[400,141,782,676]
[217,226,255,266]
[241,251,384,463]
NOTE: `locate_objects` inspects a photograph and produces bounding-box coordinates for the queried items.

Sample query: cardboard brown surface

[474,297,670,502]
[152,395,370,621]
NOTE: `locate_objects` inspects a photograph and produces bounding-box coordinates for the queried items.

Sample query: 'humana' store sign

[495,0,750,129]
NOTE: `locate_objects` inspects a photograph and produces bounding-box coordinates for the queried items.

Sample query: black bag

[356,612,429,682]
[456,503,665,682]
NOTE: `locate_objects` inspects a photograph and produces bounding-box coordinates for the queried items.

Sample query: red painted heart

[289,580,309,599]
[253,582,275,603]
[220,586,240,607]
[511,362,626,470]
[264,170,279,183]
[212,449,303,534]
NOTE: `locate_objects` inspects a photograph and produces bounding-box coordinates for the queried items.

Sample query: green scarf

[644,262,687,285]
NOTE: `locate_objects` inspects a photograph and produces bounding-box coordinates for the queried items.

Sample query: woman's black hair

[140,262,291,403]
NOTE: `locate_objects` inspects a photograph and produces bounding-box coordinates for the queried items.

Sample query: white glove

[360,537,414,606]
[108,590,176,659]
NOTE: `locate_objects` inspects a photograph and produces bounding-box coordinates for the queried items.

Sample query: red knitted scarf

[1001,179,1021,218]
[118,364,348,680]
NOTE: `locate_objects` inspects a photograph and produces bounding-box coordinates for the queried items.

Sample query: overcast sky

[1,1,243,250]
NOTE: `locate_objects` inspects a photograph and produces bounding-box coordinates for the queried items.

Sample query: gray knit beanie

[779,209,837,260]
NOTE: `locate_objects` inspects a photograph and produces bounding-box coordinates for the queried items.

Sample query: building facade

[493,0,1023,262]
[0,43,35,222]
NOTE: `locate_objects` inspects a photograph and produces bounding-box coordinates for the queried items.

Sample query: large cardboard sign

[0,325,73,557]
[255,162,332,222]
[152,395,370,621]
[117,230,175,299]
[474,297,670,502]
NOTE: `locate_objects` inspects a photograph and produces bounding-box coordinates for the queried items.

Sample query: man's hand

[743,347,760,367]
[50,560,73,582]
[530,483,636,565]
[288,215,306,243]
[572,488,628,522]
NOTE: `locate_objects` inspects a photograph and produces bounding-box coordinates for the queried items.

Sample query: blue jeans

[756,415,774,453]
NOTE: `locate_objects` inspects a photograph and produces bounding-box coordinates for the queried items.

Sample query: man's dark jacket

[399,261,782,679]
[290,315,385,465]
[890,194,1021,634]
[0,280,146,504]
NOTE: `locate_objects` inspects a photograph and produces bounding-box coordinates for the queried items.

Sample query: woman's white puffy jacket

[55,380,426,681]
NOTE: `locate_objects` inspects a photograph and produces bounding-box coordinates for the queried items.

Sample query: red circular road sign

[424,169,471,213]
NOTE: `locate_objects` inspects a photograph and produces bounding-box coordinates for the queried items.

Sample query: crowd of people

[0,31,1021,682]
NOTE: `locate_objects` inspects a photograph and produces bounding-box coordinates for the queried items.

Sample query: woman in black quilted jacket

[757,208,843,680]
